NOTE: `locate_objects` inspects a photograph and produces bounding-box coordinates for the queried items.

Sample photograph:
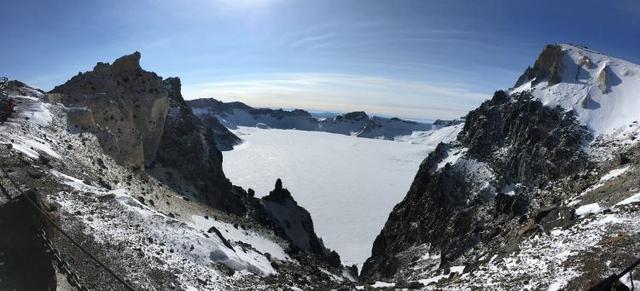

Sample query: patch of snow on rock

[575,203,604,216]
[512,44,640,136]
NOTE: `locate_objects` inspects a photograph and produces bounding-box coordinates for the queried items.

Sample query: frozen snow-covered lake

[223,126,443,266]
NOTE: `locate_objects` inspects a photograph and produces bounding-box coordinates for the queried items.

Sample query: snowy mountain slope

[361,44,640,290]
[0,82,352,288]
[513,44,640,136]
[187,98,433,143]
[394,123,463,145]
[222,124,461,267]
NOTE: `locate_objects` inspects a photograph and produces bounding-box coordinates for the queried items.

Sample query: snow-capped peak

[512,43,640,136]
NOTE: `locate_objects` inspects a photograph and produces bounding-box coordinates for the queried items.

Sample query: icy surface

[600,165,631,182]
[0,96,59,159]
[616,192,640,206]
[223,126,446,265]
[437,147,468,170]
[575,203,603,216]
[395,123,463,145]
[371,281,395,288]
[512,44,640,136]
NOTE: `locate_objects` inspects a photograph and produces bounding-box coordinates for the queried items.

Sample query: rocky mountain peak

[262,179,341,267]
[51,52,169,169]
[514,44,564,87]
[111,51,142,71]
[512,43,640,135]
[341,111,369,121]
[162,76,189,108]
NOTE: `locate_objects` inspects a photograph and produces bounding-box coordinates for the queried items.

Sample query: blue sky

[2,0,639,120]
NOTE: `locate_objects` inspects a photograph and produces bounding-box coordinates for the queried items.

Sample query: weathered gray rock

[51,52,170,169]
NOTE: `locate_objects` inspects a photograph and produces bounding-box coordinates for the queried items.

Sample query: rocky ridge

[361,44,640,290]
[187,98,432,142]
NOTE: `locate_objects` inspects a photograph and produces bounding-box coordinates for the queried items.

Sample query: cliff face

[51,52,169,169]
[361,90,592,280]
[50,54,246,214]
[149,77,247,215]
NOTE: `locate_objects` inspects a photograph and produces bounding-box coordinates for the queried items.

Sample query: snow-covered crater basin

[223,127,438,266]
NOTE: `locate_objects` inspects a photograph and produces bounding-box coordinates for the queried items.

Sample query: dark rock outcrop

[432,118,465,128]
[149,77,247,215]
[514,44,565,87]
[361,90,591,280]
[198,114,243,151]
[187,98,251,113]
[262,179,341,267]
[51,53,246,214]
[459,90,591,184]
[163,79,241,151]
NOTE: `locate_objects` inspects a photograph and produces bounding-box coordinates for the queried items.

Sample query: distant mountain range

[187,98,433,144]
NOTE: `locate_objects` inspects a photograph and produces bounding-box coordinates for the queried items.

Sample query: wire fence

[0,164,136,291]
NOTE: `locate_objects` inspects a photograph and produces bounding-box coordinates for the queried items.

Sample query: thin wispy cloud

[183,72,489,120]
[5,0,639,121]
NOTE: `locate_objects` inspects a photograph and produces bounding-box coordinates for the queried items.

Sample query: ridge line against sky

[2,0,639,120]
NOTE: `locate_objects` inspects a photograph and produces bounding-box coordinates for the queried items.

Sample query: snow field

[223,126,458,266]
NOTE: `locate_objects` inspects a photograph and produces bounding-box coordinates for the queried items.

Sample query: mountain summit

[513,43,640,135]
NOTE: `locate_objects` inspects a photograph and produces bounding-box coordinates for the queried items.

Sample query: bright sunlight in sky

[2,0,639,120]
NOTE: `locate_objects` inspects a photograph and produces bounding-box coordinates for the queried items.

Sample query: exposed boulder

[51,52,169,169]
[597,65,617,94]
